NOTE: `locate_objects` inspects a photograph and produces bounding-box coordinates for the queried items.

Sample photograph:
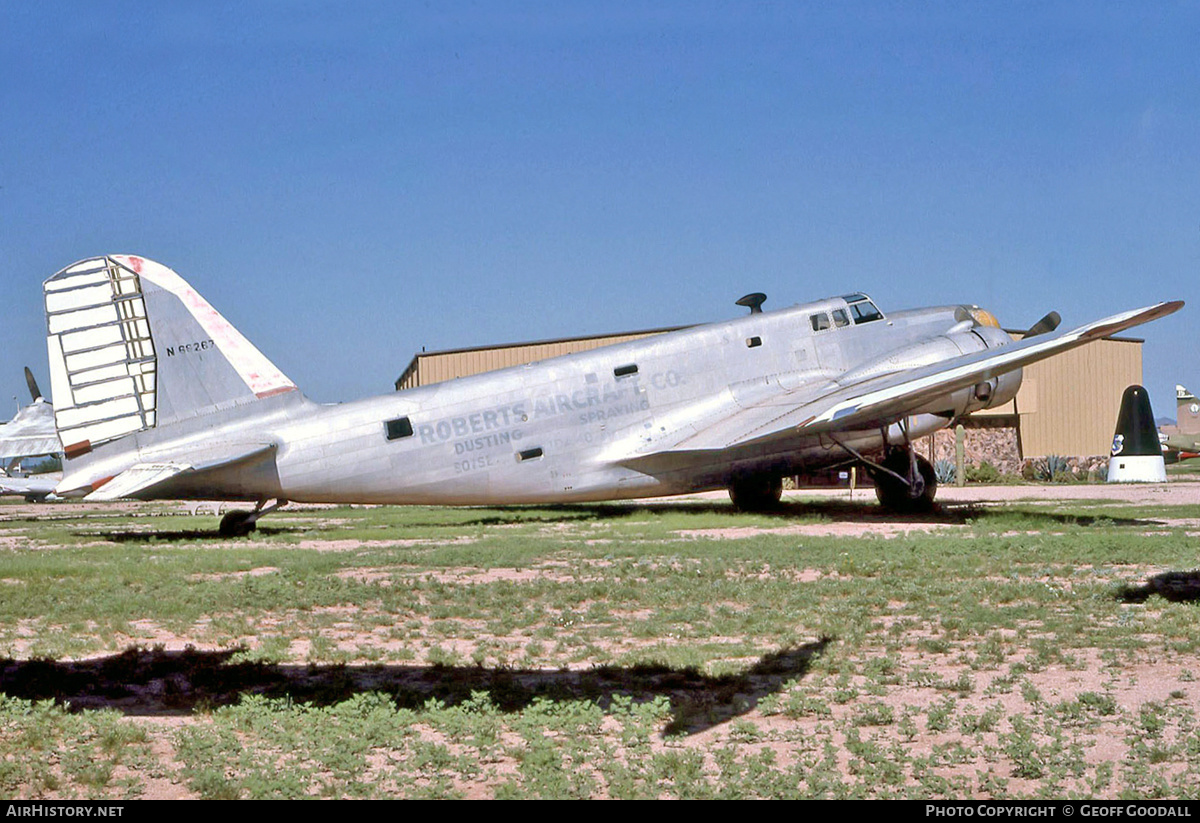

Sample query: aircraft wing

[663,301,1183,453]
[83,443,278,501]
[0,400,60,459]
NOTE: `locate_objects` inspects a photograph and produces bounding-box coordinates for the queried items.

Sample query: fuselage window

[517,447,544,462]
[384,416,414,441]
[832,308,850,328]
[614,364,638,378]
[746,336,763,348]
[810,313,831,332]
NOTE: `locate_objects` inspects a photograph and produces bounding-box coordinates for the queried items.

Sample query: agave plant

[1036,455,1070,482]
[934,459,956,485]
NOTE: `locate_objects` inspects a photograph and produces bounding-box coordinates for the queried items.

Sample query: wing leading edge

[660,300,1183,453]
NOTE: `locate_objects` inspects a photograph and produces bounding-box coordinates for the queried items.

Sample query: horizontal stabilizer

[86,463,192,501]
[0,474,60,499]
[84,443,278,501]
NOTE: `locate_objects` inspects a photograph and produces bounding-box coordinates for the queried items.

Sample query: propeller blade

[1024,311,1061,338]
[24,367,42,402]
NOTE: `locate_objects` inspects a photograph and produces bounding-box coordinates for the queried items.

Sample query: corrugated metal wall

[1017,337,1142,457]
[396,330,677,391]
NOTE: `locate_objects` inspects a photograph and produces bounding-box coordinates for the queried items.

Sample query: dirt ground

[3,480,1199,798]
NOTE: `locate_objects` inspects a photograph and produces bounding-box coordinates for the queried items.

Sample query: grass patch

[3,487,1200,798]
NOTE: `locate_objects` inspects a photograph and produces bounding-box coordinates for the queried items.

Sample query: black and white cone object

[1107,385,1167,483]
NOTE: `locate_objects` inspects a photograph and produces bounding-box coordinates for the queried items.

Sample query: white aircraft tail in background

[0,366,62,500]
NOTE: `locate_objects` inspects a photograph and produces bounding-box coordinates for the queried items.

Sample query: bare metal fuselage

[66,299,1011,505]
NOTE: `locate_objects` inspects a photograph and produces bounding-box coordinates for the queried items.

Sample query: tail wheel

[729,476,784,512]
[218,499,284,537]
[219,511,257,537]
[873,452,937,513]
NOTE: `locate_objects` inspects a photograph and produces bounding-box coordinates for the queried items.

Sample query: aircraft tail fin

[44,256,297,459]
[1177,384,1200,435]
[1107,385,1166,483]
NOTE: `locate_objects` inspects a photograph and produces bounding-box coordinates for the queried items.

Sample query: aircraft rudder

[44,255,298,459]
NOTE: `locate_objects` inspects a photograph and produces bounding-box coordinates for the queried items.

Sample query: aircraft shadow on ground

[411,499,975,529]
[10,497,1159,537]
[1117,570,1200,604]
[438,499,1160,531]
[62,504,1171,539]
[79,526,301,543]
[41,501,976,536]
[0,639,828,736]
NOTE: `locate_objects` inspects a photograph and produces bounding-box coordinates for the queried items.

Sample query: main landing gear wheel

[873,451,937,514]
[728,476,784,512]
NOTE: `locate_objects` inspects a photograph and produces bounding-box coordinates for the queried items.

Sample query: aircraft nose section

[968,307,1001,328]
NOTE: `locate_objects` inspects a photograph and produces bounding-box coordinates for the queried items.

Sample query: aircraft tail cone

[1107,385,1167,483]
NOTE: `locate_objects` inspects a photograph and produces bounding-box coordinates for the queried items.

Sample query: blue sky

[2,2,1197,418]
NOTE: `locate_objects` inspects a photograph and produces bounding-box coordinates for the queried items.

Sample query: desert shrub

[965,461,1001,484]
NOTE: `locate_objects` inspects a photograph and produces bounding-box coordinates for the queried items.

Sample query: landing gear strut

[218,499,286,537]
[872,449,937,514]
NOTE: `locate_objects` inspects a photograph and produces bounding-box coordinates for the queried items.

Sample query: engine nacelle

[844,322,1022,421]
[840,323,989,383]
[953,324,1022,415]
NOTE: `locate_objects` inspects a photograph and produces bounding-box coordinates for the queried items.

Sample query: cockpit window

[832,308,850,328]
[848,300,883,324]
[810,312,831,332]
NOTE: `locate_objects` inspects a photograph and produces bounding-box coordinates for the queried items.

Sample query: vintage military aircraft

[41,255,1182,535]
[0,368,59,460]
[1162,385,1200,458]
[0,367,62,500]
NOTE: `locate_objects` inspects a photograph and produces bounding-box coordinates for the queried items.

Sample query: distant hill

[1157,417,1177,427]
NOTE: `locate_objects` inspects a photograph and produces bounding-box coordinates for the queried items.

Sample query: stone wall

[925,425,1023,477]
[924,423,1109,480]
[1019,455,1110,482]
